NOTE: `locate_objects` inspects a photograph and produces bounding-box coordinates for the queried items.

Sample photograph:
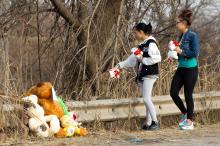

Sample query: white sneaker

[180,119,194,130]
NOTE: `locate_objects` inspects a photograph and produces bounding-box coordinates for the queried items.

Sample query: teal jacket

[178,29,200,68]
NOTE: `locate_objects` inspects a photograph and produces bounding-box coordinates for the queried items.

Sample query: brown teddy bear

[25,82,64,119]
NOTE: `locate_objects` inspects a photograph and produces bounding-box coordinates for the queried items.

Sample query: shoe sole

[142,127,160,131]
[140,128,149,131]
[180,126,194,130]
[148,127,160,131]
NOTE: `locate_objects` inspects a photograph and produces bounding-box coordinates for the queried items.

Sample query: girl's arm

[117,54,137,69]
[141,43,161,65]
[180,33,200,58]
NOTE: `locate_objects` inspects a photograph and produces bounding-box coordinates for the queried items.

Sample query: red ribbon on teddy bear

[133,48,142,56]
[172,40,179,46]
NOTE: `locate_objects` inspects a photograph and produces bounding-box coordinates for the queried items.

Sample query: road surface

[1,123,220,146]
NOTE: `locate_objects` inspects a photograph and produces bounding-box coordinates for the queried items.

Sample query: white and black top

[117,36,161,81]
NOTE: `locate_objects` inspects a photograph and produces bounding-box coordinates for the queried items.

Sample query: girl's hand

[174,46,182,54]
[136,54,143,61]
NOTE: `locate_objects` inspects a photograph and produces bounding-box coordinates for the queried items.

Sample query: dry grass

[0,94,29,138]
[0,0,220,140]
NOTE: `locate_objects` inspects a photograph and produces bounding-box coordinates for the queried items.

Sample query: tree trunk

[49,0,79,28]
[49,0,123,96]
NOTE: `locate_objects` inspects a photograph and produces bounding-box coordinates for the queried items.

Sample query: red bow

[72,113,77,121]
[172,40,179,46]
[134,48,142,55]
[114,69,120,78]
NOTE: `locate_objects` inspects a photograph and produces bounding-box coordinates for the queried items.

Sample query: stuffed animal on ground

[67,112,88,136]
[22,95,60,137]
[25,82,88,138]
[25,82,68,119]
[168,40,179,60]
[55,112,88,138]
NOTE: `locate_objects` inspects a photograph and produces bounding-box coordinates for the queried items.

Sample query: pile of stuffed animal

[22,82,88,138]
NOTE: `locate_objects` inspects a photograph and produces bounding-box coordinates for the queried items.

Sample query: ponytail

[134,22,152,35]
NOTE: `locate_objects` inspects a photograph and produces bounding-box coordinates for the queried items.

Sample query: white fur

[52,87,57,101]
[22,95,60,137]
[45,115,60,135]
[23,95,50,137]
[168,51,178,60]
[109,68,120,78]
[168,41,178,60]
[169,41,176,51]
[29,117,49,137]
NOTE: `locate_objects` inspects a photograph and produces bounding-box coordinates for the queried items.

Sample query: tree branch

[49,0,79,28]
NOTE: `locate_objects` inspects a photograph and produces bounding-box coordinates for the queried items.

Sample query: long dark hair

[134,22,152,35]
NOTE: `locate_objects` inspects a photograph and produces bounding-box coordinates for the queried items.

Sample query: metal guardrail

[66,91,220,122]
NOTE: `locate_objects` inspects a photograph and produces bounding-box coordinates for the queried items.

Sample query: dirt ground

[1,123,220,146]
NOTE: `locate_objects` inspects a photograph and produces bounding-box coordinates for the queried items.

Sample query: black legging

[170,67,198,120]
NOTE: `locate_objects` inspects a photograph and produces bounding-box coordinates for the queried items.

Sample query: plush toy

[44,115,60,135]
[74,127,88,136]
[55,113,88,138]
[25,82,88,138]
[55,114,76,137]
[52,88,69,116]
[22,95,60,137]
[109,68,120,78]
[131,47,143,58]
[67,112,88,136]
[25,82,65,119]
[168,40,179,60]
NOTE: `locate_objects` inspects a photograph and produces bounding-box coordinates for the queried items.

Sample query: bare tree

[0,0,220,99]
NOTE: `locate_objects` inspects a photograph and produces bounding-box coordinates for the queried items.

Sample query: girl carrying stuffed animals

[112,22,161,130]
[169,9,200,130]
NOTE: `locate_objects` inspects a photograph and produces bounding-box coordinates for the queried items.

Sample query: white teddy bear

[109,68,120,78]
[131,47,143,58]
[22,95,60,137]
[168,40,179,60]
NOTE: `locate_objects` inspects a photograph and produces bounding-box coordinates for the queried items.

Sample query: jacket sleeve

[141,43,161,65]
[117,54,137,69]
[181,33,200,58]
